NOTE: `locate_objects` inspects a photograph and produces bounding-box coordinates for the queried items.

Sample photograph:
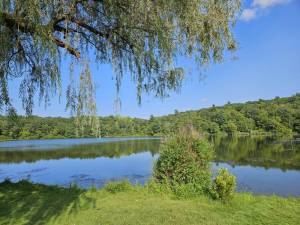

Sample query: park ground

[0,180,299,225]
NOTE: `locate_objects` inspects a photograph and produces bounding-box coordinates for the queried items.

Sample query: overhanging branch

[53,38,81,58]
[1,12,81,58]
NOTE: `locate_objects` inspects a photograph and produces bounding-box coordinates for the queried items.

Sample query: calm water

[0,136,299,196]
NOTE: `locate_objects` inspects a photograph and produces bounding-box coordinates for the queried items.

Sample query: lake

[0,136,299,196]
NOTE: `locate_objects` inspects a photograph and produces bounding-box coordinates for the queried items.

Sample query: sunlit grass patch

[0,180,299,225]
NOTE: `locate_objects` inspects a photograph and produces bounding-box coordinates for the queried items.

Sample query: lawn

[0,180,299,225]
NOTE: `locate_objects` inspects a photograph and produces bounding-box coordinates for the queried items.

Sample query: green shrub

[210,168,236,201]
[69,182,80,191]
[104,180,133,193]
[171,183,206,199]
[154,125,213,193]
[145,179,172,195]
[89,184,97,192]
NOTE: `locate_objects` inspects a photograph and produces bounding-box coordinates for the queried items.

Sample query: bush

[69,182,80,191]
[171,183,206,199]
[104,180,133,193]
[89,184,97,192]
[210,168,236,201]
[154,125,213,193]
[145,179,172,195]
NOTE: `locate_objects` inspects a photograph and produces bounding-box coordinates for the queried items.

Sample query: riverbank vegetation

[0,125,299,224]
[0,94,299,141]
[0,179,299,225]
[154,126,215,198]
[151,126,236,201]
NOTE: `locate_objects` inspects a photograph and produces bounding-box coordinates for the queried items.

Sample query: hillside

[0,94,299,140]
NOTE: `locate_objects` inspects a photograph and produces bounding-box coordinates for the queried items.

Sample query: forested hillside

[0,94,299,140]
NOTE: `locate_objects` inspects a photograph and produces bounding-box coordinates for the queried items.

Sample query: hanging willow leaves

[0,0,240,136]
[75,62,100,137]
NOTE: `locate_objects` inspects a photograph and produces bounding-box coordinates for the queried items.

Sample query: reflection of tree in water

[212,136,300,171]
[1,137,299,171]
[0,139,160,163]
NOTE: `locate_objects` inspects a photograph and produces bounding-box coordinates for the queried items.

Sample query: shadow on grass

[0,180,95,225]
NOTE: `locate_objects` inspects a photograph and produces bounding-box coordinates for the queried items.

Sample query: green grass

[0,180,299,225]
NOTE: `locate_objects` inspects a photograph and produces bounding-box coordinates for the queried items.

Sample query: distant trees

[147,94,299,136]
[222,122,238,135]
[0,94,299,140]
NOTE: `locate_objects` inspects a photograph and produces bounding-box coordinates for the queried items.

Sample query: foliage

[104,180,133,194]
[0,94,299,141]
[145,179,172,195]
[154,125,213,193]
[0,0,240,122]
[1,180,300,225]
[210,168,236,201]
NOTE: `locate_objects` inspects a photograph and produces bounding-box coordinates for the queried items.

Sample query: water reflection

[0,137,299,196]
[0,139,160,163]
[212,136,300,171]
[0,152,158,189]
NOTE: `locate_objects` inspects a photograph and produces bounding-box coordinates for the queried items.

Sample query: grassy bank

[0,180,299,225]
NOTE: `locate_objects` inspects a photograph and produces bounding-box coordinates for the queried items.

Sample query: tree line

[0,94,299,141]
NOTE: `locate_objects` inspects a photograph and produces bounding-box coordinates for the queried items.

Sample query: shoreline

[1,132,298,143]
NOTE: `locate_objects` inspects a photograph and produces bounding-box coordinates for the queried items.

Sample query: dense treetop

[0,94,299,140]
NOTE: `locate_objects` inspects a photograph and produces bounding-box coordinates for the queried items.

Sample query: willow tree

[0,0,240,136]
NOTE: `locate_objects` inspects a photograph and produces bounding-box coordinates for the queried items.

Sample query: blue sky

[9,0,300,118]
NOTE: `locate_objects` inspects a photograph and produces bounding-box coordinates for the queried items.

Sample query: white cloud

[240,0,291,21]
[252,0,290,8]
[240,8,257,21]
